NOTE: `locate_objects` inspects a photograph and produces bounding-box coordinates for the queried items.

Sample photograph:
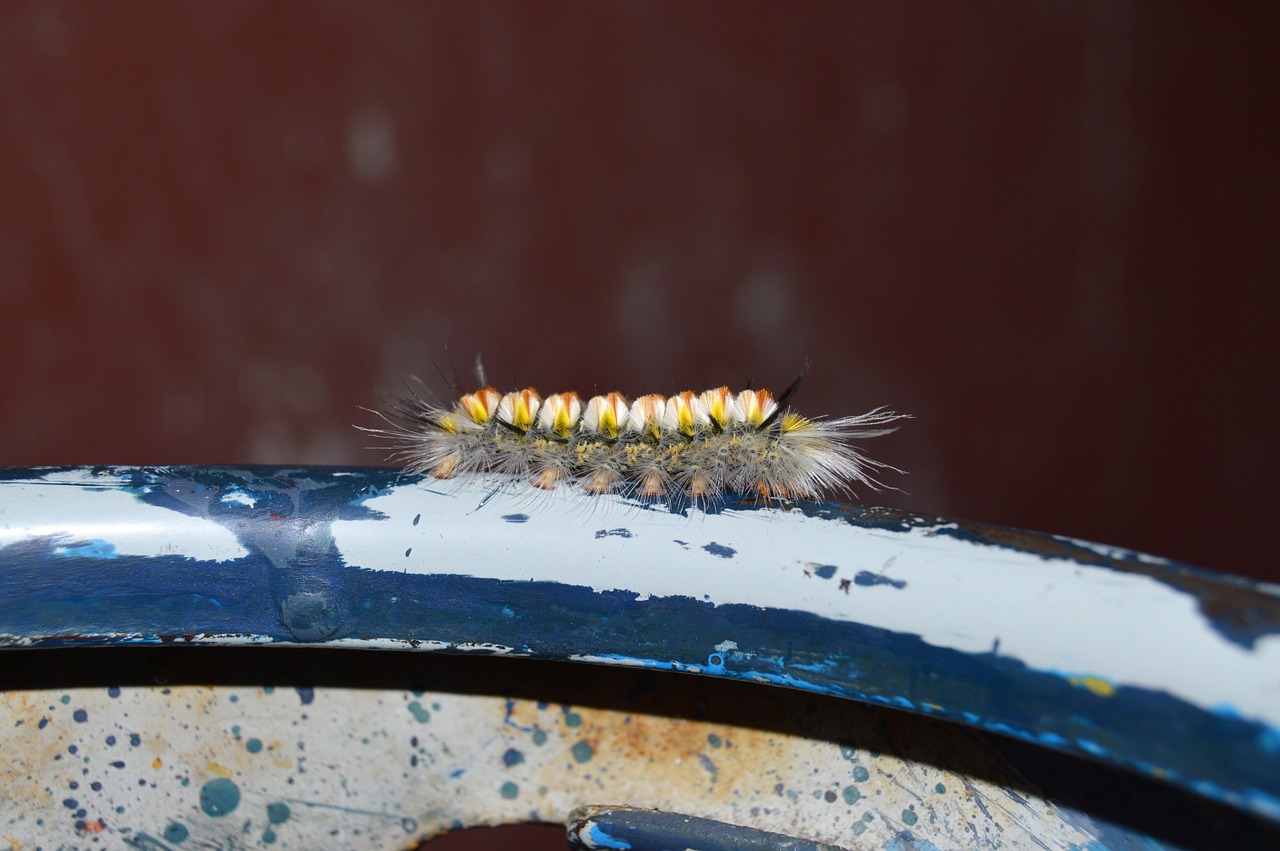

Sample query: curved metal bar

[2,465,1278,826]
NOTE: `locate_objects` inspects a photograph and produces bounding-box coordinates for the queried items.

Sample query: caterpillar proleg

[364,372,907,508]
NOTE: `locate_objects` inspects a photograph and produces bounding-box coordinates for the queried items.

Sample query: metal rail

[2,466,1277,848]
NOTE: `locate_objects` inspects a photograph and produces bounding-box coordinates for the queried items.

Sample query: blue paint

[502,747,525,767]
[701,542,736,558]
[162,822,189,843]
[55,539,118,559]
[129,732,141,747]
[812,564,837,579]
[594,528,635,539]
[853,570,906,589]
[501,514,529,523]
[107,686,120,698]
[295,686,315,705]
[266,802,291,824]
[885,832,944,851]
[73,708,88,723]
[586,823,633,849]
[199,778,240,817]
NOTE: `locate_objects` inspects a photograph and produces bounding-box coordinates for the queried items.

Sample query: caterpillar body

[366,376,907,509]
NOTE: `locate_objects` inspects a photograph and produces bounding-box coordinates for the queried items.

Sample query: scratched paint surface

[2,648,1234,851]
[1,466,1279,843]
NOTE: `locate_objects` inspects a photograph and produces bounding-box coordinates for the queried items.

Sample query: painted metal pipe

[2,465,1278,835]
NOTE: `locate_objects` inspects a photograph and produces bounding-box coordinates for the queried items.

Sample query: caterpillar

[364,373,907,508]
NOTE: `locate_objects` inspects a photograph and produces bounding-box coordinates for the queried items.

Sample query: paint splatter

[594,528,634,539]
[572,741,594,763]
[853,570,906,589]
[852,765,870,782]
[408,701,431,723]
[844,785,861,804]
[199,778,240,817]
[702,542,737,559]
[503,748,525,767]
[267,802,291,824]
[164,822,189,843]
[500,781,519,799]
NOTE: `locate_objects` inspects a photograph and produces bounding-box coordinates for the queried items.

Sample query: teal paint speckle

[246,738,263,754]
[571,741,594,763]
[532,729,548,746]
[843,785,861,804]
[408,701,431,723]
[564,711,582,728]
[199,778,241,817]
[163,821,189,843]
[852,822,866,836]
[267,802,291,824]
[707,733,722,748]
[60,695,71,705]
[500,781,519,799]
[262,828,277,843]
[839,743,856,760]
[263,686,275,694]
[231,725,241,737]
[503,748,525,767]
[902,808,918,826]
[852,765,870,782]
[935,782,946,794]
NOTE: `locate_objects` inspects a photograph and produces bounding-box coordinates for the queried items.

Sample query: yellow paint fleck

[1068,676,1116,698]
[205,761,233,778]
[152,757,163,769]
[5,835,24,850]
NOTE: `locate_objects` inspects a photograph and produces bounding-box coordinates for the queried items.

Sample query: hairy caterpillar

[364,371,906,508]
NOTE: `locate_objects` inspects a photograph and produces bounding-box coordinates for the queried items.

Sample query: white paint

[331,476,1280,729]
[0,470,249,562]
[220,490,257,507]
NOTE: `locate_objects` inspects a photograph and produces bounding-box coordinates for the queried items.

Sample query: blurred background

[1,0,1277,589]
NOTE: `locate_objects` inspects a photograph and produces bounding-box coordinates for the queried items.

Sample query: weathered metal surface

[2,465,1279,848]
[5,647,1273,850]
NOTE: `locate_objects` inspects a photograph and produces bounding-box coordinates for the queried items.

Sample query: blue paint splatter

[702,542,736,559]
[199,778,240,817]
[295,686,315,705]
[163,822,189,843]
[501,514,529,523]
[266,802,291,824]
[72,709,88,723]
[503,748,525,767]
[853,570,906,589]
[107,686,121,698]
[501,781,519,799]
[594,528,634,539]
[246,738,263,754]
[129,733,141,747]
[572,741,595,763]
[408,701,431,723]
[811,564,838,579]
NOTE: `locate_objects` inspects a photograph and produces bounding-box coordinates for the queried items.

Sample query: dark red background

[2,1,1276,590]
